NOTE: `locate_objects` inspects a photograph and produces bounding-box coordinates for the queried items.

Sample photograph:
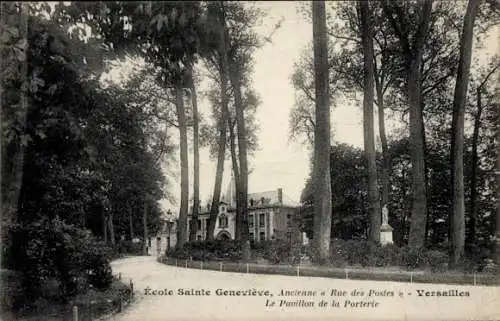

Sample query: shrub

[81,240,113,290]
[424,250,448,272]
[167,240,242,262]
[4,217,113,307]
[116,240,144,256]
[330,240,396,267]
[252,239,301,265]
[371,244,402,267]
[400,246,429,270]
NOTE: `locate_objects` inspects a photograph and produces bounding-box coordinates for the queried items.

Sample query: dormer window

[219,214,228,228]
[221,205,226,212]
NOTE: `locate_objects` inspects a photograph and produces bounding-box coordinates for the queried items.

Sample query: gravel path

[106,256,499,321]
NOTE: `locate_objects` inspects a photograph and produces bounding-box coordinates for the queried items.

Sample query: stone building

[162,177,305,251]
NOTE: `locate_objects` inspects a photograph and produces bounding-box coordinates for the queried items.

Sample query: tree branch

[327,31,360,44]
[382,1,411,56]
[413,0,434,56]
[479,62,500,89]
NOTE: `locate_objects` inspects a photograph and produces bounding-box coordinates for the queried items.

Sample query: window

[219,214,228,228]
[259,213,265,227]
[249,214,254,228]
[197,219,202,231]
[259,231,266,241]
[249,232,254,241]
[197,235,202,241]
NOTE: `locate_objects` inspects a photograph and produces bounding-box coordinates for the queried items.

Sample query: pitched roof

[248,190,298,207]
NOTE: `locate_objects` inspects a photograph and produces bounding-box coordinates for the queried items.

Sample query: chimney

[277,188,283,205]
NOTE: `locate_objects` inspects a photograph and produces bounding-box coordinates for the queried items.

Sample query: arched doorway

[216,231,231,240]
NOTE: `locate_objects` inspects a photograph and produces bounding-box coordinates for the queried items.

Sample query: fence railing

[158,256,499,286]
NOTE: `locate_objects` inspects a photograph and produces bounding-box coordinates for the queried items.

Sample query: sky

[158,2,367,213]
[104,1,497,215]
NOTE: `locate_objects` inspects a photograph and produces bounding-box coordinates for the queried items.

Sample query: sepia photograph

[1,1,499,320]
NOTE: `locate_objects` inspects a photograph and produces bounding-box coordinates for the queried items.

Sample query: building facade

[158,180,305,252]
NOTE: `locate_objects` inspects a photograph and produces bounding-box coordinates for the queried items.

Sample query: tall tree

[449,0,481,266]
[468,60,499,246]
[0,2,29,230]
[496,110,500,266]
[312,0,332,262]
[382,0,433,249]
[175,80,189,247]
[55,2,206,248]
[359,0,382,242]
[189,69,200,241]
[229,62,251,260]
[203,1,231,240]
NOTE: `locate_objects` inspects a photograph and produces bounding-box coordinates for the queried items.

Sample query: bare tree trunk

[495,110,500,266]
[230,68,250,261]
[467,87,482,246]
[360,0,382,243]
[449,0,479,267]
[206,2,230,241]
[383,0,433,250]
[229,120,241,240]
[207,126,226,240]
[407,60,428,250]
[128,201,134,240]
[420,111,431,246]
[175,84,189,248]
[143,202,148,255]
[102,208,108,243]
[1,3,29,228]
[189,72,200,242]
[468,63,499,249]
[312,0,332,263]
[376,89,390,212]
[108,211,116,246]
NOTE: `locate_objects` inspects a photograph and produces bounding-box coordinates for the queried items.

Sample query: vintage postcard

[1,1,499,321]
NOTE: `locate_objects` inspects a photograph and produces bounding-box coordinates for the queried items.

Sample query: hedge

[158,256,499,286]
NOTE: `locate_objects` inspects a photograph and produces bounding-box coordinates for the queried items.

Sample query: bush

[4,217,113,307]
[116,240,144,256]
[167,240,243,262]
[424,250,448,272]
[330,240,397,267]
[252,240,301,265]
[371,244,402,267]
[81,240,113,290]
[328,240,449,271]
[166,238,453,272]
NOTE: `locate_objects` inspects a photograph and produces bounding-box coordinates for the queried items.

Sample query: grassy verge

[158,256,499,286]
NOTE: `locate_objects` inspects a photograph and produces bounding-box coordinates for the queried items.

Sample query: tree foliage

[1,2,170,306]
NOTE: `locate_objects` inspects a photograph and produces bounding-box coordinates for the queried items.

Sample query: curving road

[106,256,499,321]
